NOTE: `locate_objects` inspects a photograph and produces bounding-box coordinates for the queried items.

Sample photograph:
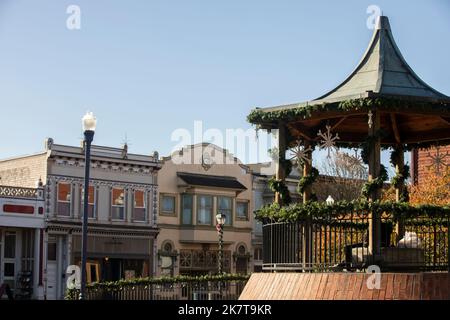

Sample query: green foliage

[66,274,250,300]
[361,164,388,199]
[268,177,292,205]
[254,200,450,224]
[297,167,319,194]
[389,147,411,202]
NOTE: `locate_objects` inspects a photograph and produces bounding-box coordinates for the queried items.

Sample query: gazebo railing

[262,211,449,272]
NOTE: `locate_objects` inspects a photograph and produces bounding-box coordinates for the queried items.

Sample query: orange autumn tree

[409,166,450,205]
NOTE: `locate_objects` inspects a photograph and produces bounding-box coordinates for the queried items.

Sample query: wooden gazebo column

[368,110,382,261]
[275,123,287,204]
[302,140,313,203]
[395,145,405,241]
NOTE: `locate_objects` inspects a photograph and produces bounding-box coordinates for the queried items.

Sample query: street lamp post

[80,112,97,300]
[215,213,226,300]
[216,213,226,275]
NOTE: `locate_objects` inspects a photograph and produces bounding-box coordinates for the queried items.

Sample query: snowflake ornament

[427,146,449,174]
[289,140,313,166]
[317,125,340,158]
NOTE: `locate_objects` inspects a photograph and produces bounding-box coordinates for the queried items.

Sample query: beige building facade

[156,144,253,277]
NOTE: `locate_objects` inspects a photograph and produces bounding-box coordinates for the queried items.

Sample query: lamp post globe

[80,111,96,300]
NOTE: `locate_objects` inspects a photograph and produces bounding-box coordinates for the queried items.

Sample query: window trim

[196,194,214,225]
[111,187,126,221]
[236,200,250,221]
[160,193,177,216]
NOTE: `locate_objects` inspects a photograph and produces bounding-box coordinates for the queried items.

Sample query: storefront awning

[177,172,247,191]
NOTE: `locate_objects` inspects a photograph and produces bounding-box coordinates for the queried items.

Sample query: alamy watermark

[66,5,81,30]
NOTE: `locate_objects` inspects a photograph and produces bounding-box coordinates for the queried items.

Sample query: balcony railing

[0,185,43,200]
[259,202,450,272]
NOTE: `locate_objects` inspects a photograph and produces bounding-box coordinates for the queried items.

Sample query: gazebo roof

[248,16,450,147]
[316,16,449,103]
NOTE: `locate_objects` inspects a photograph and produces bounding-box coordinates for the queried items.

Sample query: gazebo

[242,16,450,300]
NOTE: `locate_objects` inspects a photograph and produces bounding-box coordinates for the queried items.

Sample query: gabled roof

[315,16,449,102]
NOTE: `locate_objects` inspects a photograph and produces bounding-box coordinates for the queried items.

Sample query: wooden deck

[239,273,449,300]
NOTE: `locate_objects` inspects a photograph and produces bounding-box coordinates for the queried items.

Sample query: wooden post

[275,123,287,204]
[302,140,313,203]
[368,110,381,261]
[302,141,313,269]
[394,145,405,242]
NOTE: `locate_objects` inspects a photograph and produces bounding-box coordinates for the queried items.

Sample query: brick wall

[0,153,48,188]
[414,145,450,185]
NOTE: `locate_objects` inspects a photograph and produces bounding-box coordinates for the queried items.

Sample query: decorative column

[368,110,382,261]
[275,123,287,204]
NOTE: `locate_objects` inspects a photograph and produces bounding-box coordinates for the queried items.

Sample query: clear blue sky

[0,1,449,170]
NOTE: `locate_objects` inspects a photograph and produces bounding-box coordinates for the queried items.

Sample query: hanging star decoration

[289,140,313,167]
[426,146,449,174]
[317,125,340,158]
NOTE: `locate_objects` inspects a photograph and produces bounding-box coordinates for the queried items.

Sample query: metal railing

[263,211,449,272]
[66,278,248,300]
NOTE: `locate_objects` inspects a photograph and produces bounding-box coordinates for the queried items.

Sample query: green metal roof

[259,16,450,113]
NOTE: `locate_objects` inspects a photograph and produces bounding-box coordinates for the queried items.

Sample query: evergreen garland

[361,164,388,199]
[268,177,292,205]
[255,200,450,224]
[297,167,319,194]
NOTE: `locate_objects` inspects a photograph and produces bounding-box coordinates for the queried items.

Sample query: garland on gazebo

[255,200,450,224]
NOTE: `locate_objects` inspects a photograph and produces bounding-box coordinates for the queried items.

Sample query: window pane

[218,197,232,225]
[162,196,175,213]
[134,190,145,208]
[58,183,71,201]
[80,185,95,218]
[112,188,125,220]
[181,194,193,225]
[134,190,146,221]
[57,183,71,216]
[237,202,248,219]
[4,263,15,277]
[47,243,57,261]
[112,188,125,206]
[4,233,16,259]
[197,195,212,225]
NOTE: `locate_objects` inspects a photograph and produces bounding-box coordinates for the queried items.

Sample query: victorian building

[156,144,253,277]
[0,139,160,300]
